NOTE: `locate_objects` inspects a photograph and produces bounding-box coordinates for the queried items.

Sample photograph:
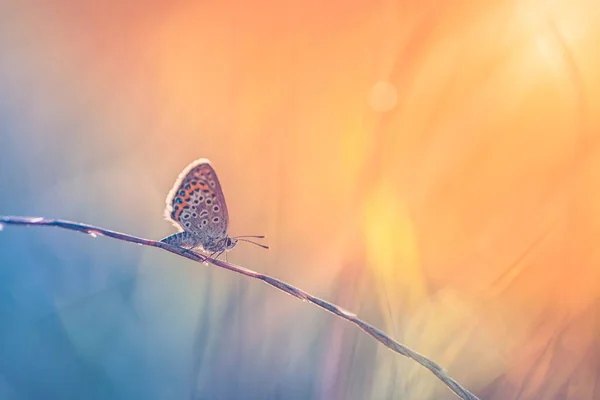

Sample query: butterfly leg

[208,250,225,261]
[214,250,226,261]
[183,248,209,262]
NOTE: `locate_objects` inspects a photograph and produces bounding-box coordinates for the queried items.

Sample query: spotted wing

[164,158,230,240]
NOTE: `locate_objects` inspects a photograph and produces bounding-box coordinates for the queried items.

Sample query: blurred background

[1,1,600,399]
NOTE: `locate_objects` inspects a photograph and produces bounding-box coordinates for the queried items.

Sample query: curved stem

[0,215,480,400]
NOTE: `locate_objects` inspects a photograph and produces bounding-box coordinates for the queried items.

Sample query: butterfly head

[225,237,238,251]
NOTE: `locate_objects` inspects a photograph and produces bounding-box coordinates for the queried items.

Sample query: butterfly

[160,158,267,259]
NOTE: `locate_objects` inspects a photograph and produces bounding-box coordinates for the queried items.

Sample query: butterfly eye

[226,238,232,246]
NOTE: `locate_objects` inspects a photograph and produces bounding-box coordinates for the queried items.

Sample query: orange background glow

[1,1,600,399]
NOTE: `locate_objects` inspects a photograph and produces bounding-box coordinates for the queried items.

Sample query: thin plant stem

[0,215,480,400]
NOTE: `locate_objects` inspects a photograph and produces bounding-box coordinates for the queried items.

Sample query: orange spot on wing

[172,195,191,221]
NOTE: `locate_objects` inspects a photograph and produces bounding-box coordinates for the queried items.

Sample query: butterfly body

[160,158,238,253]
[160,231,237,252]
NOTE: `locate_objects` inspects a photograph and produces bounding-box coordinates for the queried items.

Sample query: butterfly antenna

[236,238,269,250]
[233,235,266,239]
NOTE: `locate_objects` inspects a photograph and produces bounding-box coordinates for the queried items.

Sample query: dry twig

[0,215,480,400]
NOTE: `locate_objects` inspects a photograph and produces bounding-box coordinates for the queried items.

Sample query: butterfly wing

[164,158,230,241]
